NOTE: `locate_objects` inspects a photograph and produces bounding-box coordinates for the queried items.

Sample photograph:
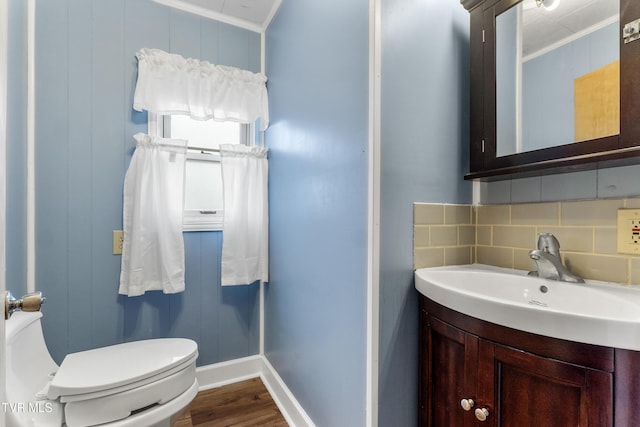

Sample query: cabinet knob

[460,398,475,411]
[475,408,490,422]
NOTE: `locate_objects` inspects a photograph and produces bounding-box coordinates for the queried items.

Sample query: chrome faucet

[528,233,584,283]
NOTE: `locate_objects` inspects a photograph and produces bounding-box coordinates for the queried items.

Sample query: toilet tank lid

[48,338,198,398]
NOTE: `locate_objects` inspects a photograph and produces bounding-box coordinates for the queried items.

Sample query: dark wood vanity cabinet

[479,340,611,426]
[419,296,640,426]
[421,313,476,427]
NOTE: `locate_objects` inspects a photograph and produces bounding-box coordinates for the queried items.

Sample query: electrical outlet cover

[617,209,640,254]
[112,230,124,255]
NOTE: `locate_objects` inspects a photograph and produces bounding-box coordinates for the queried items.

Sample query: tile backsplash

[413,204,474,269]
[414,198,640,285]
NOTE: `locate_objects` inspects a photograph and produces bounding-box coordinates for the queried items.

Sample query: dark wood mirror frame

[461,0,640,180]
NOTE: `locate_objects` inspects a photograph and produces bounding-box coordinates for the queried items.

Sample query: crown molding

[151,0,282,33]
[460,0,485,12]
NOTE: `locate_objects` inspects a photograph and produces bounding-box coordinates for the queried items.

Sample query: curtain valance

[133,48,269,131]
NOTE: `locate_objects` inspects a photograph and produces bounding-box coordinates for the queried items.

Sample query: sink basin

[415,264,640,350]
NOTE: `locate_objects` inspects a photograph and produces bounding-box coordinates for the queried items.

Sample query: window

[148,113,252,231]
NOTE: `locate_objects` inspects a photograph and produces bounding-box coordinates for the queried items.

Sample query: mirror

[496,0,620,157]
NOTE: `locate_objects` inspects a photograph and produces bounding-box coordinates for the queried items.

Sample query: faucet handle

[537,233,560,255]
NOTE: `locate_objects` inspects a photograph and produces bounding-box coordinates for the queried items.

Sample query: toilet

[6,311,199,427]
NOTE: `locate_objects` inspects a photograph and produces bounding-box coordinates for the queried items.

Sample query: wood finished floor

[174,378,289,427]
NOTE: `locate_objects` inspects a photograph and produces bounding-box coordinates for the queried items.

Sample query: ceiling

[521,0,619,59]
[152,0,282,32]
[157,0,618,59]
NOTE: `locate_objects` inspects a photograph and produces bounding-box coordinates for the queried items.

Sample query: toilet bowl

[6,311,199,427]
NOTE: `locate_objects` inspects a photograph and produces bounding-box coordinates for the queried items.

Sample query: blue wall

[32,0,260,366]
[264,0,370,425]
[265,1,471,425]
[379,0,471,425]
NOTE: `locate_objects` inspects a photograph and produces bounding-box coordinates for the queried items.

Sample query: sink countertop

[415,264,640,351]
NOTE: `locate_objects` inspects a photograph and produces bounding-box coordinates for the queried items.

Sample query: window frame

[147,112,253,232]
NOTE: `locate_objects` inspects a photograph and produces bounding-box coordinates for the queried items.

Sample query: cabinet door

[420,314,478,427]
[478,340,613,427]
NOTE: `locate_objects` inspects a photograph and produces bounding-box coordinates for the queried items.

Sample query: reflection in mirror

[496,0,619,157]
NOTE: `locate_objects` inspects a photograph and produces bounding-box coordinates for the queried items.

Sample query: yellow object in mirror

[574,60,620,143]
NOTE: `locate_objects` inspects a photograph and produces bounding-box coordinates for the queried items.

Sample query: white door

[0,0,8,424]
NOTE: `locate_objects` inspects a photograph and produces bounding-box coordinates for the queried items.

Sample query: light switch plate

[113,230,124,255]
[617,209,640,254]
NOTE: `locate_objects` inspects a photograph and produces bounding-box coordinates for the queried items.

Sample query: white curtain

[220,144,269,286]
[119,133,187,297]
[133,48,269,131]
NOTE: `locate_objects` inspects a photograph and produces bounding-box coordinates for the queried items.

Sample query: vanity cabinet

[419,296,640,426]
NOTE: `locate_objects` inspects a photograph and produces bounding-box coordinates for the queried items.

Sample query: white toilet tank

[5,311,64,426]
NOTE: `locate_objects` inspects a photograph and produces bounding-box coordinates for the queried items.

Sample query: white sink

[415,264,640,350]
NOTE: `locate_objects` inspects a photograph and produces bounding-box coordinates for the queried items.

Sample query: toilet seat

[46,338,198,427]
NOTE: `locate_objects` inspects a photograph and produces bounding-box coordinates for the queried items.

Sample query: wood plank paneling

[35,0,70,362]
[122,0,171,346]
[170,9,201,59]
[198,232,221,365]
[90,0,127,350]
[218,25,254,71]
[200,20,220,64]
[67,0,94,355]
[124,0,170,145]
[169,233,203,350]
[34,0,260,367]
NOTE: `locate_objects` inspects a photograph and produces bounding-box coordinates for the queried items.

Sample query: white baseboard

[196,355,315,427]
[258,357,316,427]
[196,355,263,390]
